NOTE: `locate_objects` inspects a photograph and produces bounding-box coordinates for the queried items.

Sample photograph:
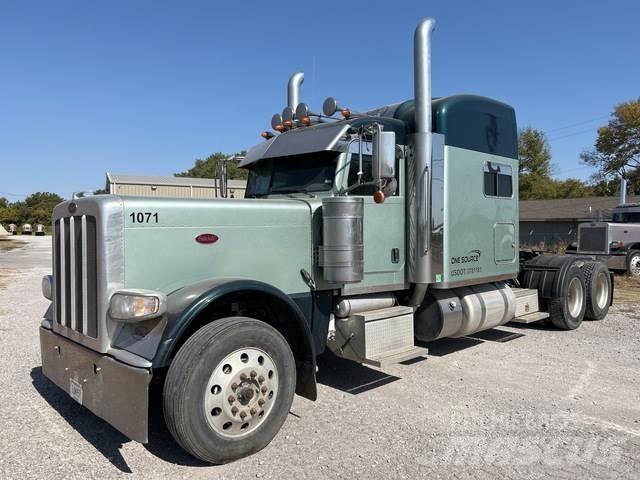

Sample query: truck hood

[121,196,314,295]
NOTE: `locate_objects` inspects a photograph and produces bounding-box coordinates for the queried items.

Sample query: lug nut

[228,395,235,404]
[231,382,238,391]
[250,408,257,415]
[258,375,264,384]
[240,411,247,419]
[261,386,268,394]
[258,399,265,407]
[250,370,257,378]
[240,373,247,381]
[231,406,238,415]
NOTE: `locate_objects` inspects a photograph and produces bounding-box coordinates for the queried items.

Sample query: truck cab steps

[327,306,426,366]
[510,287,549,324]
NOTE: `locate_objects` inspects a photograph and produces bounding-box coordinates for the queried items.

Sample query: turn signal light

[261,131,275,139]
[341,109,351,119]
[373,190,385,204]
[301,116,311,126]
[283,120,293,128]
[274,124,285,132]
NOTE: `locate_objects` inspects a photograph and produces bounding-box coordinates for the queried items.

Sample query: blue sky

[1,1,639,200]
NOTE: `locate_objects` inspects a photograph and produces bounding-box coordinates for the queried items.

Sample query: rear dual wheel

[163,317,296,464]
[582,261,611,320]
[548,265,586,330]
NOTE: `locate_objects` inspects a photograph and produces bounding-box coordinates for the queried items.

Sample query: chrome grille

[54,215,98,337]
[578,226,608,253]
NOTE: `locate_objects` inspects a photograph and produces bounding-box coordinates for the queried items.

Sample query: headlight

[41,275,53,300]
[109,290,167,322]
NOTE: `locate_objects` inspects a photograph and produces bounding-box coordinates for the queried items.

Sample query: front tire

[626,250,640,277]
[163,317,296,464]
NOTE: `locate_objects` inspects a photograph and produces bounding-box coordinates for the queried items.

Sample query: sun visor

[239,123,350,167]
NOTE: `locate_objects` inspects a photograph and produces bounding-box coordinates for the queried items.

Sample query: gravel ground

[0,236,639,479]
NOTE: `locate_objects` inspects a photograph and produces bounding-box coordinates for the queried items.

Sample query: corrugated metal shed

[106,173,246,199]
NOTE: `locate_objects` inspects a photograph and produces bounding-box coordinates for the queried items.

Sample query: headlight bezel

[109,289,167,323]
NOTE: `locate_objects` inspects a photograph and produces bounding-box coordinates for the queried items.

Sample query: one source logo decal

[451,249,481,265]
[195,233,219,245]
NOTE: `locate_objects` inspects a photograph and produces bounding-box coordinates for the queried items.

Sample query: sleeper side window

[483,161,513,198]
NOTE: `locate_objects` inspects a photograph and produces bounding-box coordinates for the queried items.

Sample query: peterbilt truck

[573,202,640,276]
[38,18,613,464]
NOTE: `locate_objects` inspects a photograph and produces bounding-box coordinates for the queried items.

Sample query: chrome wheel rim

[567,277,584,318]
[630,256,640,276]
[204,347,278,438]
[594,272,609,310]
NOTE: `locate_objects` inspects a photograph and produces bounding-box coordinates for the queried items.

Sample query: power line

[548,128,598,141]
[544,115,609,134]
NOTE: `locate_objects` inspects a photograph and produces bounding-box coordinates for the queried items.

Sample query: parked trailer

[35,224,45,236]
[38,18,613,464]
[21,223,32,235]
[9,224,17,235]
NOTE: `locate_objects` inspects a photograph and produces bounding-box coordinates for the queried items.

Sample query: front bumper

[39,326,152,443]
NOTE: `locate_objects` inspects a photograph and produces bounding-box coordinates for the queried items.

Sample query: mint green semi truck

[38,18,613,464]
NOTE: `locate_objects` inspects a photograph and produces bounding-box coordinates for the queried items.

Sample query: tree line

[2,97,638,228]
[519,97,640,200]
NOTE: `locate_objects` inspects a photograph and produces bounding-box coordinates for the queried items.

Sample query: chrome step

[510,311,550,324]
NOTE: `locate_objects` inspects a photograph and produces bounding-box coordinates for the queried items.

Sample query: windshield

[612,211,640,223]
[244,151,339,197]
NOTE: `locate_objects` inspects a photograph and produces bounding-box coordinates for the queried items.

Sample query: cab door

[342,141,405,292]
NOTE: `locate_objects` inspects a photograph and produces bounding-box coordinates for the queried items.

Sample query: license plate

[69,378,83,405]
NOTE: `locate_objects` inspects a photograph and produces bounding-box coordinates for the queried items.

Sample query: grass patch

[613,274,640,304]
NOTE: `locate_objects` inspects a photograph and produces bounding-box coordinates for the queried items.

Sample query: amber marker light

[301,116,311,126]
[283,119,293,128]
[373,190,385,204]
[341,109,351,119]
[274,124,285,132]
[261,131,275,139]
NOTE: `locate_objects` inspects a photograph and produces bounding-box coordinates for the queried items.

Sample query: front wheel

[163,317,296,464]
[626,250,640,277]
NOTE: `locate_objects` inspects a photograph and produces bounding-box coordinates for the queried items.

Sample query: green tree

[519,173,557,200]
[176,151,248,180]
[518,127,553,176]
[581,98,640,181]
[555,178,593,199]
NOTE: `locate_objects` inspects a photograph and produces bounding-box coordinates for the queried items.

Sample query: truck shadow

[316,351,400,394]
[30,367,207,472]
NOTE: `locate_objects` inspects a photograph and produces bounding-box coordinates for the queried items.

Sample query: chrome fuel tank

[414,282,515,341]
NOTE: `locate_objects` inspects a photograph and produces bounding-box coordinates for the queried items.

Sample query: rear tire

[163,317,296,464]
[582,261,611,320]
[548,265,586,330]
[626,250,640,277]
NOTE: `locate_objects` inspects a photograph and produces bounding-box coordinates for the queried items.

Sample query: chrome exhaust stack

[287,72,304,114]
[408,18,436,306]
[620,176,627,205]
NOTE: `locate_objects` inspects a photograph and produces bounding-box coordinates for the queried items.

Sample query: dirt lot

[0,236,639,479]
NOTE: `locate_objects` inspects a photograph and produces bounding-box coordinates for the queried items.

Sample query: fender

[153,278,317,400]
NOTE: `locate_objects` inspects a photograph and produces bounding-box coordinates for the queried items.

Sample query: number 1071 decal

[129,212,159,223]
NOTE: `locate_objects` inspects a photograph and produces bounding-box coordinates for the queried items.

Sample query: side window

[347,141,376,195]
[347,141,400,196]
[483,161,513,198]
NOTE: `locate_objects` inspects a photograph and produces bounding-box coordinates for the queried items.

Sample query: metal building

[106,173,247,199]
[520,195,640,247]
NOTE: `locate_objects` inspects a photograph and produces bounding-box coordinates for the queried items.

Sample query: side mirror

[372,127,396,183]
